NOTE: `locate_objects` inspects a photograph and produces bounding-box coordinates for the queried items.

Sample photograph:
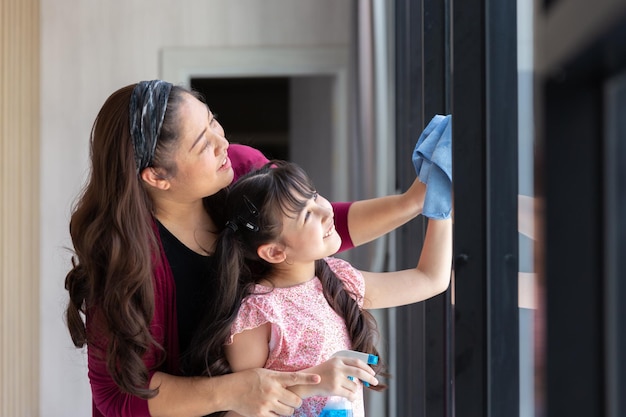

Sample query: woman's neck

[154,201,217,256]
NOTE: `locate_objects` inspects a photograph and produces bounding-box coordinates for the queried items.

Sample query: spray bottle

[318,350,379,417]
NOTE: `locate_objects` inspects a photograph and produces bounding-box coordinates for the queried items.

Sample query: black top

[156,220,216,356]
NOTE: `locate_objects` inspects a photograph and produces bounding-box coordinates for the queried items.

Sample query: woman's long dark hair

[64,83,189,399]
[184,161,384,389]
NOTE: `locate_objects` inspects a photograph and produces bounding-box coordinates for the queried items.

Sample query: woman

[64,80,427,417]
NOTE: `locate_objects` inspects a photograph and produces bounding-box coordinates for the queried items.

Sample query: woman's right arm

[88,325,319,417]
[147,369,320,417]
[342,178,426,248]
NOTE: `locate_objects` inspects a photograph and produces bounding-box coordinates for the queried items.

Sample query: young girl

[187,160,453,417]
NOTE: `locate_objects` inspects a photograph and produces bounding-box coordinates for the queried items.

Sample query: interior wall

[40,1,351,415]
[1,0,40,415]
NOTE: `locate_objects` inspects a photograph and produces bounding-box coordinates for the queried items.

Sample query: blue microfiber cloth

[412,114,452,219]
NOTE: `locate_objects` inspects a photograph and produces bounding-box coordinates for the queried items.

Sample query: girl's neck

[262,261,317,288]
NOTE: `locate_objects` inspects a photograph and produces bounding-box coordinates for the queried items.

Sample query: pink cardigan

[87,144,354,416]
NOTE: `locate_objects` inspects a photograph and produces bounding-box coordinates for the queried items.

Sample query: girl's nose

[319,204,333,220]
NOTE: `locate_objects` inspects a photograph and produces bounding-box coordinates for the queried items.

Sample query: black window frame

[394,1,520,416]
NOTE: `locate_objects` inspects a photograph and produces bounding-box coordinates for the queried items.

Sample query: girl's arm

[360,217,453,309]
[220,324,272,417]
[224,323,272,373]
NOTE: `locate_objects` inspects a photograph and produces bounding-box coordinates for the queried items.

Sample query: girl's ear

[140,167,170,191]
[257,243,287,264]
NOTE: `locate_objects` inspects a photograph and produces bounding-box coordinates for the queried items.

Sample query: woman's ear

[257,243,287,264]
[140,167,170,190]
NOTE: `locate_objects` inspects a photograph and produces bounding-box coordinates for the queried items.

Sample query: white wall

[40,1,351,414]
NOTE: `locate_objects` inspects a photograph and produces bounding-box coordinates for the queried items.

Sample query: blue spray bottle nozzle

[331,350,378,365]
[365,353,378,365]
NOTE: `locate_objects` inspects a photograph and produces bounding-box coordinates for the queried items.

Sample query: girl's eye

[304,211,312,222]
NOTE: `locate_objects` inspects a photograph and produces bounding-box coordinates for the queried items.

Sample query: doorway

[191,77,290,161]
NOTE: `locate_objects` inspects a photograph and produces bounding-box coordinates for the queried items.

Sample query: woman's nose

[216,134,229,154]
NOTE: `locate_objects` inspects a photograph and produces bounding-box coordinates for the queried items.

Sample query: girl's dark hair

[64,83,192,399]
[184,160,385,391]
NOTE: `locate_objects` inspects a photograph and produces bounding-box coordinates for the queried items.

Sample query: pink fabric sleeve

[330,201,354,253]
[229,144,270,183]
[228,293,273,345]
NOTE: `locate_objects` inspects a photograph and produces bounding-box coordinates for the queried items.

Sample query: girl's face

[167,93,233,201]
[278,192,342,262]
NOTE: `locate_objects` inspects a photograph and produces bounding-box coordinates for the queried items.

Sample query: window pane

[517,1,545,416]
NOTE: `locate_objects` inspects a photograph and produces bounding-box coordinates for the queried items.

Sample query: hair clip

[237,215,259,232]
[225,220,238,232]
[243,195,259,217]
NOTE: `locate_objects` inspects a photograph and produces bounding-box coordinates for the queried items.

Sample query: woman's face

[166,93,234,202]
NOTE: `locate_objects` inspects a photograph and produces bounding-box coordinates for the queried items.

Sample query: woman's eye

[304,211,312,222]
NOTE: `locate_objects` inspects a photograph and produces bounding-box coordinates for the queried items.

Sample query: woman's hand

[148,369,319,417]
[288,356,378,401]
[228,368,321,417]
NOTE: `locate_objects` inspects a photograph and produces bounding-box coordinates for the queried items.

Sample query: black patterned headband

[129,80,173,173]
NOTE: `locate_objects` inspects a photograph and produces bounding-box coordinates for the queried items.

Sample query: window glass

[517,1,545,416]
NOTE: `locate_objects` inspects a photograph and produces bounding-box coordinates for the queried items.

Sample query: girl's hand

[289,356,378,401]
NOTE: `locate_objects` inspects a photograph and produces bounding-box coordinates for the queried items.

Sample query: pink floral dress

[228,257,366,417]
